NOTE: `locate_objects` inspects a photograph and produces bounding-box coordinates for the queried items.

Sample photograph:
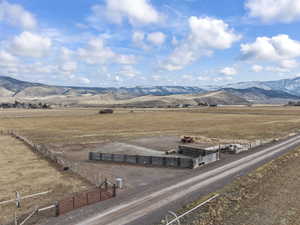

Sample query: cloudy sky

[1,0,300,87]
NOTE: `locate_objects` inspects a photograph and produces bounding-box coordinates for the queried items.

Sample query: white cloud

[214,76,233,82]
[245,0,300,23]
[78,77,91,84]
[9,31,51,58]
[188,16,241,49]
[181,74,194,81]
[60,61,77,74]
[90,0,162,26]
[0,61,58,78]
[241,35,300,61]
[0,57,93,86]
[152,75,161,81]
[60,47,74,61]
[0,50,18,66]
[197,76,211,81]
[265,66,290,73]
[251,64,264,72]
[77,37,136,65]
[132,31,148,49]
[162,16,241,71]
[242,35,300,74]
[117,65,140,77]
[25,63,56,74]
[147,32,166,45]
[114,75,122,82]
[0,1,37,29]
[132,31,166,49]
[117,55,137,64]
[251,61,297,74]
[241,35,300,71]
[133,31,145,44]
[219,67,237,76]
[279,59,298,69]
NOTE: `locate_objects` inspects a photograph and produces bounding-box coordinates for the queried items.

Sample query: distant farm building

[99,109,114,114]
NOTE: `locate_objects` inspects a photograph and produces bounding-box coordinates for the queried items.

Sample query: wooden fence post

[14,212,18,225]
[113,184,116,197]
[105,178,108,191]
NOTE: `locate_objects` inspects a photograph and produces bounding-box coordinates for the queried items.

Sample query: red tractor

[181,136,195,143]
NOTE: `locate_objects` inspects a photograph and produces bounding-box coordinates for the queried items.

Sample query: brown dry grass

[1,107,300,144]
[178,148,300,225]
[0,135,90,224]
[1,107,300,224]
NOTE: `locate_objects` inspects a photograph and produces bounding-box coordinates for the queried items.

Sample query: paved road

[46,134,300,225]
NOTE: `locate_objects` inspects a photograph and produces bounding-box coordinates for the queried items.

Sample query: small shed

[99,109,114,114]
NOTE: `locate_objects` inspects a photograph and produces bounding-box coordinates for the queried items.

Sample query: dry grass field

[178,147,300,225]
[1,106,300,145]
[0,135,90,224]
[1,106,300,224]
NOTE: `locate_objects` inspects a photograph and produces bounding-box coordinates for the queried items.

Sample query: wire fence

[0,129,117,225]
[164,194,220,225]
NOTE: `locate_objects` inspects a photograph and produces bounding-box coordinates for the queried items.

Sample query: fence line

[1,129,116,185]
[0,130,117,225]
[56,182,116,216]
[89,152,195,169]
[0,129,105,184]
[165,194,219,225]
[0,129,15,136]
[0,190,52,207]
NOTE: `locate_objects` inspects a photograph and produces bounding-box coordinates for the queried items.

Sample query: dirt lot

[1,107,300,145]
[0,135,91,225]
[176,147,300,225]
[48,140,190,189]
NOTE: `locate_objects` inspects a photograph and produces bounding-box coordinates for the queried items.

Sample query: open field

[0,135,90,224]
[1,106,300,145]
[1,106,300,224]
[177,147,300,225]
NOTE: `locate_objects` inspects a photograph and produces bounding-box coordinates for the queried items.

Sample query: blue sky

[1,0,300,87]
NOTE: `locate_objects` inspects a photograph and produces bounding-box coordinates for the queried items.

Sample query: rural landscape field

[2,0,300,224]
[1,106,300,224]
[1,106,300,145]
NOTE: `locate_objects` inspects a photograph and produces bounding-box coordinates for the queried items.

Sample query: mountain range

[0,75,299,106]
[220,77,300,96]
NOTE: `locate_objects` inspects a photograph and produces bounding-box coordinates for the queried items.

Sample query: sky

[1,0,300,87]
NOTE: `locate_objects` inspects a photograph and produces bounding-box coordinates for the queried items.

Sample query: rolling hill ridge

[0,75,299,106]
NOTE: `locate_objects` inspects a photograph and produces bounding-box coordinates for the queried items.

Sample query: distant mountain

[222,87,300,103]
[0,76,205,98]
[0,76,43,93]
[222,77,300,96]
[194,90,250,105]
[0,75,299,105]
[91,91,250,108]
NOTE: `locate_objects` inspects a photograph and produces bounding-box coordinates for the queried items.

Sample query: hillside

[75,91,250,107]
[223,87,300,103]
[0,76,43,93]
[0,87,14,97]
[222,77,300,96]
[0,76,205,98]
[0,75,299,106]
[194,90,249,105]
